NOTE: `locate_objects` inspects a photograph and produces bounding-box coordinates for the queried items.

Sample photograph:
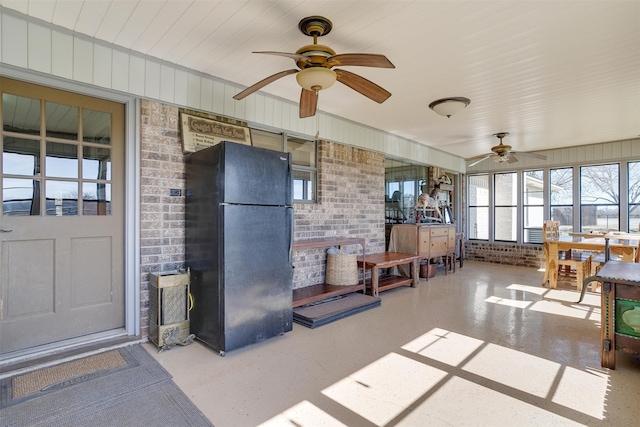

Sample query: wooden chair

[542,220,592,291]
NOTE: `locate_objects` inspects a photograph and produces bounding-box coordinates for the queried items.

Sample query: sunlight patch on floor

[321,353,447,426]
[529,300,600,321]
[397,376,584,426]
[552,366,608,419]
[258,400,348,427]
[507,283,548,295]
[485,296,533,309]
[463,343,561,398]
[401,328,484,366]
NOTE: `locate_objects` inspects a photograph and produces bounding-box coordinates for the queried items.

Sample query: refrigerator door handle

[287,206,294,264]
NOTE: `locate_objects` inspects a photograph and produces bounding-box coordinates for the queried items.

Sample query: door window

[2,94,113,217]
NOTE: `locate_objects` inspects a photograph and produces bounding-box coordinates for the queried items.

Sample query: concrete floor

[145,261,640,427]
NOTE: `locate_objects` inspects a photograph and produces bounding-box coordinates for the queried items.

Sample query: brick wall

[138,101,387,336]
[292,141,386,288]
[465,241,545,268]
[139,100,187,335]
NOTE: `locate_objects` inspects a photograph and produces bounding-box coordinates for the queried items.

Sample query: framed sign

[180,113,251,152]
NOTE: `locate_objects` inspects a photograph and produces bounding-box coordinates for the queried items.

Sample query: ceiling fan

[233,16,395,118]
[466,132,547,167]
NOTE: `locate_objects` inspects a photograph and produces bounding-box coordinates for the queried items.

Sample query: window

[550,167,573,235]
[580,164,619,232]
[2,95,113,217]
[250,129,317,202]
[629,161,640,234]
[523,170,544,243]
[468,174,489,239]
[286,136,316,202]
[494,172,517,241]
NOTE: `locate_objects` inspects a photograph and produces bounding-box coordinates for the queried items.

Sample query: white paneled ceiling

[3,0,639,160]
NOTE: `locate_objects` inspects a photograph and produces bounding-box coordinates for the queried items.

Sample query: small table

[587,261,640,369]
[358,252,420,297]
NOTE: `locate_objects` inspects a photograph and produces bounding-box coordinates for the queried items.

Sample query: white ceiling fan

[466,132,547,167]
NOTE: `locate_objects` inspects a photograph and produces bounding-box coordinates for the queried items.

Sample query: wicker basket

[326,249,359,286]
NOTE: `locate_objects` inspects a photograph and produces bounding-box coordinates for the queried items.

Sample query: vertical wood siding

[1,8,466,172]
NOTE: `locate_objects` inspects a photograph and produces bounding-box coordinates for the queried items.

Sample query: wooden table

[544,236,638,289]
[584,261,640,369]
[358,252,420,297]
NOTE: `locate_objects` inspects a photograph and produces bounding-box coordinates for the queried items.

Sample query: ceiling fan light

[429,97,471,117]
[296,67,337,91]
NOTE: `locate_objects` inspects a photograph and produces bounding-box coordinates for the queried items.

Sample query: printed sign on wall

[180,113,251,152]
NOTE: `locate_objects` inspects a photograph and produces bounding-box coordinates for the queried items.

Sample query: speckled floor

[145,261,640,427]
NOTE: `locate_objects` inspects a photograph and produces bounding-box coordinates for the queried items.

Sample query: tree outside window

[580,164,619,232]
[629,161,640,234]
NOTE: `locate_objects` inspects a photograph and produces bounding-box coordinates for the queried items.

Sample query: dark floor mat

[293,293,381,328]
[0,344,213,427]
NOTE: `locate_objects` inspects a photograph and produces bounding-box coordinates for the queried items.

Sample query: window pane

[3,178,40,216]
[46,141,78,178]
[83,182,111,215]
[402,181,415,214]
[581,205,619,232]
[550,168,573,205]
[3,137,40,176]
[46,102,78,140]
[83,147,111,180]
[630,162,640,234]
[495,173,516,205]
[581,164,618,205]
[83,109,111,144]
[523,170,544,205]
[551,206,573,228]
[495,206,517,241]
[524,206,544,228]
[292,169,314,201]
[46,180,78,216]
[251,129,282,151]
[468,174,488,240]
[287,136,316,167]
[2,94,40,135]
[581,164,619,232]
[469,207,488,239]
[387,182,400,201]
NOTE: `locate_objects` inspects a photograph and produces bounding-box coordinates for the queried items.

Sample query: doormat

[293,292,381,329]
[0,344,213,427]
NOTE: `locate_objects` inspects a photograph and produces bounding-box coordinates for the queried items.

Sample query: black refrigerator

[185,141,293,355]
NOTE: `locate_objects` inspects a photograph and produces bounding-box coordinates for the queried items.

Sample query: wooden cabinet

[388,224,457,279]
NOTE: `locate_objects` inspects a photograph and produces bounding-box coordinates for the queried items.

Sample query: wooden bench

[358,252,421,297]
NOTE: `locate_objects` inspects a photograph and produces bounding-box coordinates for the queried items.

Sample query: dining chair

[542,220,593,291]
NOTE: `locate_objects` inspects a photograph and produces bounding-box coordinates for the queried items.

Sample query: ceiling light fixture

[429,97,471,118]
[296,67,337,91]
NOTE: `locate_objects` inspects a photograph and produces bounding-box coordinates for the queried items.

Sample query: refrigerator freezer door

[220,204,293,352]
[221,142,292,206]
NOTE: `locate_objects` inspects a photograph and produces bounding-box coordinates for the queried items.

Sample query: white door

[0,78,125,354]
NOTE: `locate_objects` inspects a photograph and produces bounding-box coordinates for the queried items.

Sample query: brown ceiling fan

[233,16,395,118]
[466,132,547,167]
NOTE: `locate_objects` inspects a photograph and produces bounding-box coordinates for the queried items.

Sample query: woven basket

[326,249,358,286]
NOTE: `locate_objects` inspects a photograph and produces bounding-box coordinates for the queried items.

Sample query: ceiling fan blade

[253,51,311,64]
[507,154,518,163]
[467,155,492,167]
[233,69,298,100]
[513,151,547,160]
[299,89,317,118]
[329,53,395,68]
[334,69,391,103]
